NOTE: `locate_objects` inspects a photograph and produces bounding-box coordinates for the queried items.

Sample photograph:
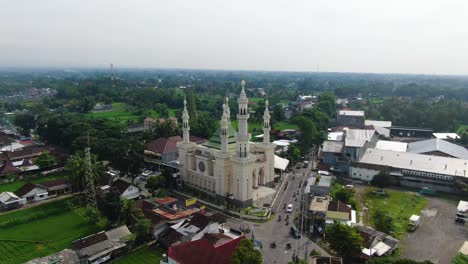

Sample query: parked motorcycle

[270,242,276,248]
[278,215,281,222]
[286,243,291,249]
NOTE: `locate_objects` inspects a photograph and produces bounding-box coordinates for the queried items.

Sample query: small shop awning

[274,155,289,170]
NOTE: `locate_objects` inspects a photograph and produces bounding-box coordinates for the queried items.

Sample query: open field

[0,198,106,264]
[0,173,68,193]
[86,103,139,124]
[362,188,427,239]
[113,247,163,264]
[231,120,264,134]
[273,121,299,131]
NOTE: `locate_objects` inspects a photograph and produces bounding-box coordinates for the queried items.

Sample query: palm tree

[119,199,144,227]
[65,151,108,192]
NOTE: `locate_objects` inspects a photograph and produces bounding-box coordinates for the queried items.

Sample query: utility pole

[85,132,97,208]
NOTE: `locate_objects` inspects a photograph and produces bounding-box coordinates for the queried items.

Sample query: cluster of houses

[319,109,468,194]
[27,225,134,264]
[0,130,60,179]
[304,172,399,260]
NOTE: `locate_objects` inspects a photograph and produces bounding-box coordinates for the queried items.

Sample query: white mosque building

[177,80,284,207]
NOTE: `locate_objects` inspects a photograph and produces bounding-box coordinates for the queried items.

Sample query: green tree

[98,189,123,223]
[120,199,144,227]
[34,151,56,168]
[452,253,468,264]
[65,151,108,192]
[84,207,101,224]
[13,112,36,136]
[146,175,166,192]
[366,257,434,264]
[334,188,355,206]
[371,171,393,191]
[325,222,363,263]
[134,219,151,243]
[231,239,263,264]
[373,208,394,234]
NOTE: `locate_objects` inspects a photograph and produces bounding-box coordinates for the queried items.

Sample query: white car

[286,204,293,213]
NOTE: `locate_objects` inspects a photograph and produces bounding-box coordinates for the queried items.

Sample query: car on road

[290,226,301,239]
[286,204,293,213]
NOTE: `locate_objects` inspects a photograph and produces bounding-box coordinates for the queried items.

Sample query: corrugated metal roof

[322,141,344,153]
[358,148,468,178]
[345,129,376,147]
[407,138,468,159]
[375,140,407,152]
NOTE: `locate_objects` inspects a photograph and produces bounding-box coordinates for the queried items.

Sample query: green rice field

[0,173,68,193]
[0,199,106,264]
[113,247,163,264]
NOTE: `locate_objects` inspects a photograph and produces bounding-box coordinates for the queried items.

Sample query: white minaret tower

[263,98,271,144]
[182,97,190,144]
[220,102,229,153]
[236,80,250,158]
[225,96,231,123]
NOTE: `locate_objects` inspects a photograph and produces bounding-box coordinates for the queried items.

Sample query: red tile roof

[0,146,51,161]
[15,182,44,197]
[328,200,352,214]
[155,197,178,205]
[153,208,199,220]
[145,136,206,154]
[168,236,245,264]
[111,179,131,194]
[0,160,20,175]
[72,232,107,250]
[38,179,71,189]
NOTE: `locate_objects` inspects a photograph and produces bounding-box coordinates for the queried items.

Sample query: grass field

[113,247,163,264]
[0,173,68,193]
[362,188,427,239]
[231,120,264,134]
[86,103,139,124]
[0,199,106,264]
[273,121,299,131]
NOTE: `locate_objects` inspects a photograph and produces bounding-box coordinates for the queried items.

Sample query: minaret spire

[236,80,250,158]
[182,96,190,144]
[225,96,230,123]
[220,102,229,153]
[263,97,271,144]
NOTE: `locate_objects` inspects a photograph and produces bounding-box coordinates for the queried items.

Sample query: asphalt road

[225,154,329,264]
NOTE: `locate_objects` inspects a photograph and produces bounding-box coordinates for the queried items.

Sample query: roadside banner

[186,197,197,207]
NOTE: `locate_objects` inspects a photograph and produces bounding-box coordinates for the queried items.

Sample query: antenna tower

[84,132,97,208]
[110,63,115,88]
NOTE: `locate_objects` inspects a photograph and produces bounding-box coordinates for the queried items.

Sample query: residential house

[161,235,245,264]
[159,213,220,248]
[111,178,141,200]
[325,200,356,226]
[0,159,20,177]
[358,225,399,259]
[73,225,132,263]
[15,182,49,202]
[26,249,80,264]
[0,191,26,211]
[14,179,72,203]
[306,196,330,231]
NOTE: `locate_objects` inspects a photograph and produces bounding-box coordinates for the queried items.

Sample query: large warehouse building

[351,148,468,192]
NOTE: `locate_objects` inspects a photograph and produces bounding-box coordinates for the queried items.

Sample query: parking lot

[400,197,468,264]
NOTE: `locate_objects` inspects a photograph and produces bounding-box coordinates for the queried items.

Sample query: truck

[456,200,468,223]
[408,214,420,231]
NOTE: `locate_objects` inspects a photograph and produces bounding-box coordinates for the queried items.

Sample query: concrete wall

[350,166,380,182]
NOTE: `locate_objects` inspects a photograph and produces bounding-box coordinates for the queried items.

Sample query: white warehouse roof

[274,155,289,170]
[433,133,460,140]
[345,129,376,148]
[365,120,392,128]
[407,138,468,160]
[375,140,408,152]
[358,148,468,178]
[338,110,364,117]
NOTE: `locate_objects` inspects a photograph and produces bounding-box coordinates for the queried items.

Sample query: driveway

[400,197,468,264]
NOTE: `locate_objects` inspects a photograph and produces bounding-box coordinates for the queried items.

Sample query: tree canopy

[231,239,263,264]
[325,222,363,263]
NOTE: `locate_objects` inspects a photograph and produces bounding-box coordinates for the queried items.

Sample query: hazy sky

[1,0,468,74]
